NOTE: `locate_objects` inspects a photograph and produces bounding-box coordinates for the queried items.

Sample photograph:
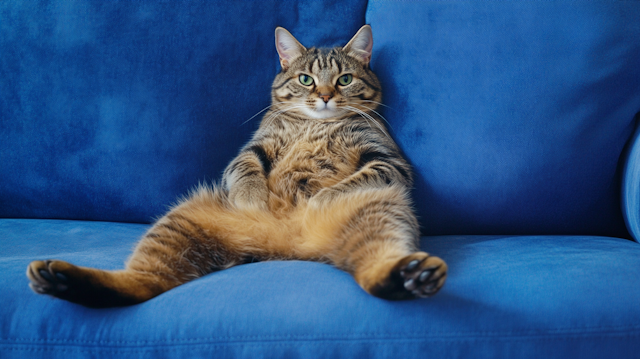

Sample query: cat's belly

[266,140,356,204]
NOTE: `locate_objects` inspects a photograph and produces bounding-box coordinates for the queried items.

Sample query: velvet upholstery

[2,219,640,358]
[367,1,640,237]
[0,0,367,223]
[623,121,640,242]
[2,0,640,358]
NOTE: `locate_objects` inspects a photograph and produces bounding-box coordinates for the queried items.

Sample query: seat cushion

[2,219,640,358]
[367,1,640,237]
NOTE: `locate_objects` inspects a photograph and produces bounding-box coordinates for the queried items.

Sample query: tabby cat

[26,25,447,308]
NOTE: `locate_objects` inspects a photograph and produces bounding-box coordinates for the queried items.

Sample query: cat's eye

[299,74,314,86]
[338,74,353,86]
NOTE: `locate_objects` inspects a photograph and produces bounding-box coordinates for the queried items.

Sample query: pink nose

[319,94,332,103]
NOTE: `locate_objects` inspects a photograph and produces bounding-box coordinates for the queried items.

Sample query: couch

[2,1,640,358]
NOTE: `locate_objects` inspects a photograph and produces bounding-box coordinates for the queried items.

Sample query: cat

[26,25,447,308]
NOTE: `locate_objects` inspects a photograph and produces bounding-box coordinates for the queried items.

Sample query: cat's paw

[307,188,339,210]
[397,252,447,298]
[229,185,269,211]
[368,252,447,300]
[27,260,74,296]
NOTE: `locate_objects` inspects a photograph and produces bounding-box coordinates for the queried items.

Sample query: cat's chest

[266,125,357,197]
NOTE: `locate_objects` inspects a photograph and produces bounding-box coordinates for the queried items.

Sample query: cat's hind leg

[305,185,447,300]
[27,185,270,308]
[27,260,169,308]
[26,210,217,308]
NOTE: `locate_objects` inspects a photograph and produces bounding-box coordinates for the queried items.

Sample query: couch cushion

[367,1,640,237]
[2,219,640,358]
[0,0,367,223]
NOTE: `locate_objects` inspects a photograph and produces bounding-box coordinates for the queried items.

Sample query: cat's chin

[301,107,343,120]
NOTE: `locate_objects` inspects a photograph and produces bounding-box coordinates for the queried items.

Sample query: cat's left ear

[343,25,373,66]
[275,27,306,70]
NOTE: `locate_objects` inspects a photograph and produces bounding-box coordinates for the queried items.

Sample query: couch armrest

[623,115,640,242]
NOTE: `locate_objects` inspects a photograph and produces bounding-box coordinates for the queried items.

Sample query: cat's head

[271,25,382,120]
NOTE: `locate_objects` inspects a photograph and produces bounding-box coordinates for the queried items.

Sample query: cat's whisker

[355,100,392,109]
[240,102,300,126]
[351,104,394,132]
[267,105,307,121]
[344,106,390,139]
[263,105,308,128]
[341,108,374,131]
[240,104,280,126]
[342,107,376,131]
[264,106,295,124]
[356,109,387,136]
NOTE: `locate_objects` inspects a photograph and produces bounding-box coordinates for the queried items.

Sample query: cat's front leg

[309,154,409,210]
[228,176,269,211]
[223,144,271,211]
[310,145,413,209]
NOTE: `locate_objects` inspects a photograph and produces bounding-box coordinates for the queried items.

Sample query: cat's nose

[319,93,333,103]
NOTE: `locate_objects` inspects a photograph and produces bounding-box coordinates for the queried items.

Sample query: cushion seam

[2,327,640,345]
[2,333,640,353]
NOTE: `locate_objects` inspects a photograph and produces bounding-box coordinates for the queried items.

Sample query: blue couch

[2,1,640,358]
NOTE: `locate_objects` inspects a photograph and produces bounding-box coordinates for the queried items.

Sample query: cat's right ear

[275,27,306,71]
[343,25,373,66]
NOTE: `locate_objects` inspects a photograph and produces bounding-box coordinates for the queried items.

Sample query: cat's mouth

[299,101,342,119]
[317,100,335,111]
[302,107,337,119]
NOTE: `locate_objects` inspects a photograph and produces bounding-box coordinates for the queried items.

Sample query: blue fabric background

[367,1,640,237]
[0,0,367,223]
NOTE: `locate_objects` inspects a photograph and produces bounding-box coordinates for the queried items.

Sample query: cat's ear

[343,25,373,65]
[275,27,306,70]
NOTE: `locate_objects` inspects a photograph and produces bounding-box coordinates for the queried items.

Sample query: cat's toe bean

[405,260,420,271]
[391,253,447,299]
[38,269,53,282]
[418,270,433,282]
[404,278,417,291]
[55,272,68,282]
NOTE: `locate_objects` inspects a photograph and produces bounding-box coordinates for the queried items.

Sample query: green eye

[299,74,314,86]
[338,74,353,86]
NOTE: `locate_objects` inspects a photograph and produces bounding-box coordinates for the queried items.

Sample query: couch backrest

[367,0,640,238]
[0,0,367,223]
[2,1,639,239]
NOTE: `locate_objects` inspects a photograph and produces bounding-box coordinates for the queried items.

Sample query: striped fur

[27,25,447,307]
